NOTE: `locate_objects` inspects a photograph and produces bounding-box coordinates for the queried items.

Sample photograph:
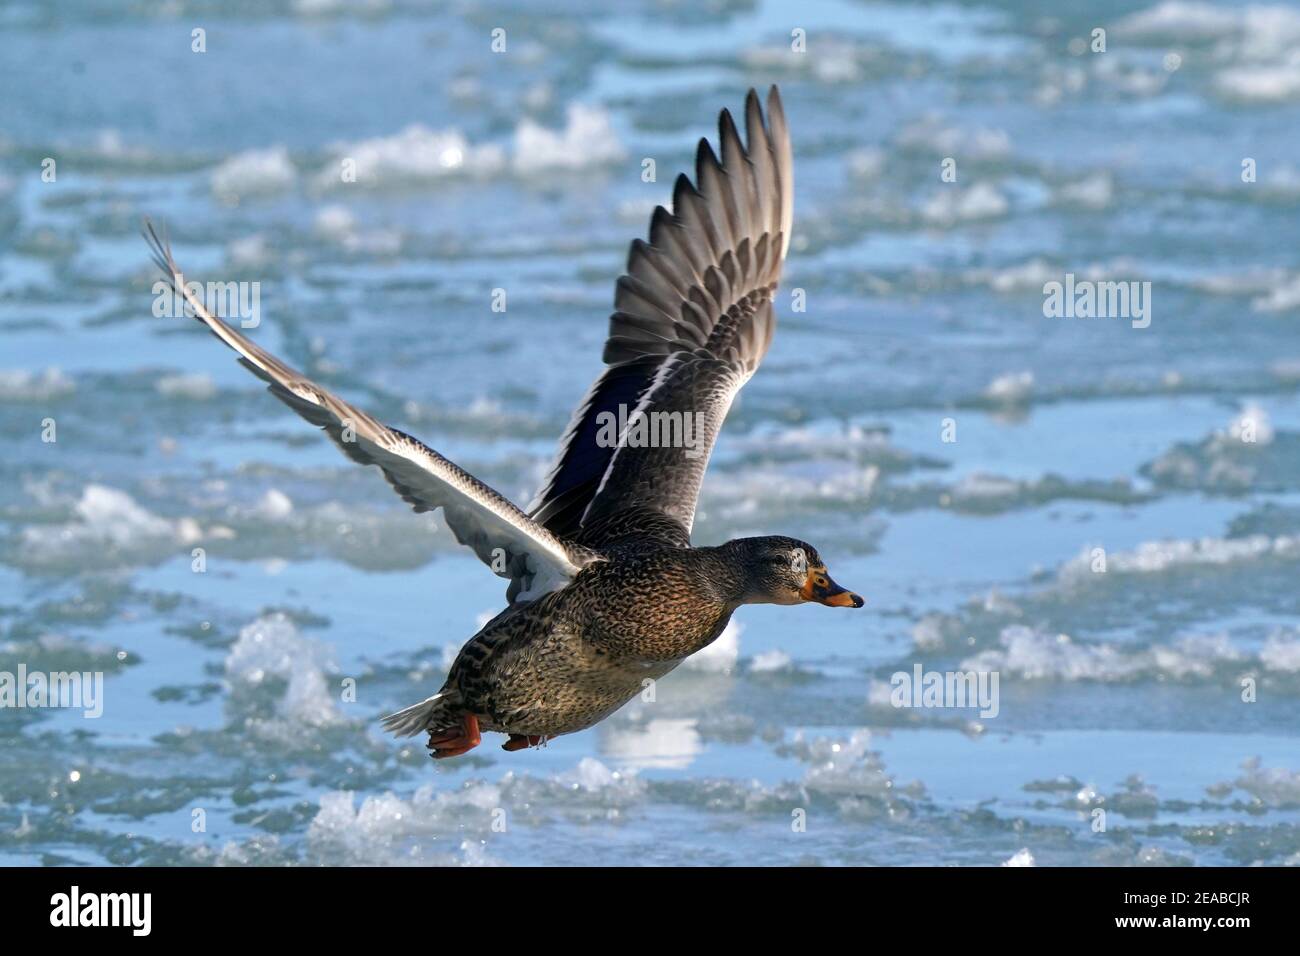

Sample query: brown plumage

[411,532,854,750]
[144,87,864,760]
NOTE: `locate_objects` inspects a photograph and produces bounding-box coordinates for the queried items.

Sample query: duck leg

[427,714,481,759]
[501,733,546,752]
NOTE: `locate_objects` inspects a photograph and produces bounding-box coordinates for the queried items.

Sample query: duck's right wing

[527,86,793,542]
[144,222,599,603]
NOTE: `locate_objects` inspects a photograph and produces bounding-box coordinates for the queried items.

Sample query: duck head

[726,536,864,608]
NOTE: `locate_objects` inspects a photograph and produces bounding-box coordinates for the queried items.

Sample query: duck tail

[381,693,454,738]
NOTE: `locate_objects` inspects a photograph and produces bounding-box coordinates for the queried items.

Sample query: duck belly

[482,652,680,738]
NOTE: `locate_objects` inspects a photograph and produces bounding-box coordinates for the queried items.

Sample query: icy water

[2,0,1300,866]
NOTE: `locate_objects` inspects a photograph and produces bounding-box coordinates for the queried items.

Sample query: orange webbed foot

[427,714,481,759]
[501,734,547,752]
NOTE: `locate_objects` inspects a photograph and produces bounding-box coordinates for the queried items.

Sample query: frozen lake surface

[0,0,1298,865]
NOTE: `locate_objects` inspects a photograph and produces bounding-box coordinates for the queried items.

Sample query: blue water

[1,0,1298,866]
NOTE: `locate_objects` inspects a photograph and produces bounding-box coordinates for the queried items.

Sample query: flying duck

[145,86,863,760]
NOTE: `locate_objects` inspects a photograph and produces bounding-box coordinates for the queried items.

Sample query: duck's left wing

[143,222,599,603]
[529,86,793,541]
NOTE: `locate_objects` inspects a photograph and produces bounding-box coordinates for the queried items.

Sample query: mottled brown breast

[570,545,735,662]
[448,544,736,738]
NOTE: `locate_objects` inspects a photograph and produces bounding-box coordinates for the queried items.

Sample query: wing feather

[529,86,794,542]
[143,221,599,602]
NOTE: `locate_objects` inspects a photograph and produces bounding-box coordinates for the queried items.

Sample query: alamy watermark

[0,665,103,718]
[889,663,999,718]
[153,274,261,328]
[1043,273,1151,329]
[50,886,151,936]
[595,404,706,459]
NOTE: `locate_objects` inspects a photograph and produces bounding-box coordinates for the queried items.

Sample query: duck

[144,85,863,760]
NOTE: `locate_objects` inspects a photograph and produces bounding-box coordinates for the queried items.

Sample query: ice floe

[1217,757,1300,808]
[310,104,623,190]
[16,485,202,572]
[0,367,74,401]
[226,613,343,736]
[211,146,297,202]
[921,182,1009,225]
[960,625,1249,682]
